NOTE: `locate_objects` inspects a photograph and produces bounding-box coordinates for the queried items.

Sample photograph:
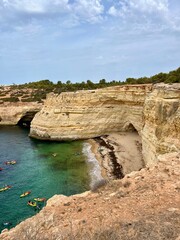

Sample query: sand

[88,132,145,179]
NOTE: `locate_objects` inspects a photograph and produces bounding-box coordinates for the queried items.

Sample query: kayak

[0,185,11,192]
[34,197,46,202]
[20,191,31,198]
[5,160,17,165]
[27,201,37,207]
[2,222,12,227]
[0,168,3,171]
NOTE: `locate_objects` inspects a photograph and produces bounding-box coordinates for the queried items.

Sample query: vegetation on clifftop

[18,66,180,90]
[0,67,179,103]
[126,67,180,84]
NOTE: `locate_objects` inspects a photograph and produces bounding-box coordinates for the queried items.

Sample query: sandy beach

[88,132,145,179]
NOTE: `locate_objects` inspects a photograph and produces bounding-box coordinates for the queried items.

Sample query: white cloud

[0,0,105,33]
[108,6,118,16]
[0,0,179,85]
[0,0,179,33]
[1,0,70,14]
[129,0,168,13]
[73,0,104,23]
[108,0,169,16]
[107,0,180,32]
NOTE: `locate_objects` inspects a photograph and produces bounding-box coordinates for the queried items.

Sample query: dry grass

[57,210,180,240]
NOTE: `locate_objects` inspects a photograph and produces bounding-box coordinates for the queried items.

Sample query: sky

[0,0,180,85]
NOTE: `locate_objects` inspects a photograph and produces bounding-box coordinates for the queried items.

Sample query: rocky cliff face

[30,85,152,140]
[30,83,180,165]
[0,102,42,125]
[142,83,180,165]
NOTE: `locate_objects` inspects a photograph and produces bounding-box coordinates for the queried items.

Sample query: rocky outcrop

[142,83,180,165]
[30,85,152,140]
[0,102,42,125]
[30,83,180,165]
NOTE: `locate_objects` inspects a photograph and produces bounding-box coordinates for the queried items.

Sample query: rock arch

[17,111,38,128]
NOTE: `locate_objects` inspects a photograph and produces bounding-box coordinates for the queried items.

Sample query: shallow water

[0,126,90,231]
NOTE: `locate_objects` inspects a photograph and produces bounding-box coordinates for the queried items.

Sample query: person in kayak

[27,200,37,207]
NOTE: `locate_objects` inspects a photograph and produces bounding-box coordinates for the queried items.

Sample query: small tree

[66,80,71,85]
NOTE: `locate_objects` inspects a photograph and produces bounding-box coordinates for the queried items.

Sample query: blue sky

[0,0,180,85]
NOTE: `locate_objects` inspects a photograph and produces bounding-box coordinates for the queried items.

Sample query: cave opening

[125,123,137,132]
[17,111,37,128]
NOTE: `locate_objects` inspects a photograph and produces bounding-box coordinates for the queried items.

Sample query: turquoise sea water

[0,126,90,232]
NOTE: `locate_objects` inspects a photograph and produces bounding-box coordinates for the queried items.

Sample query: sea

[0,126,102,232]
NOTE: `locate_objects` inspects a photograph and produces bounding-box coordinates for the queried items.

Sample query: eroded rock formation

[0,102,42,126]
[30,84,152,140]
[30,83,180,165]
[142,83,180,165]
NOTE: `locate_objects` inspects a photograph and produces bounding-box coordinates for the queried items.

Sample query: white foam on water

[82,142,104,189]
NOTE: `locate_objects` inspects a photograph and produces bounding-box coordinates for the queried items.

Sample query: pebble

[168,208,179,212]
[77,207,82,212]
[64,202,71,206]
[109,192,117,197]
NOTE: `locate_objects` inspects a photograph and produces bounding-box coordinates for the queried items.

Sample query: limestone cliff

[0,102,42,125]
[30,83,180,165]
[30,85,152,140]
[142,83,180,165]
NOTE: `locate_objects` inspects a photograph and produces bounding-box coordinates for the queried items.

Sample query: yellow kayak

[20,191,31,198]
[34,197,46,202]
[5,160,17,165]
[27,201,37,207]
[0,185,11,192]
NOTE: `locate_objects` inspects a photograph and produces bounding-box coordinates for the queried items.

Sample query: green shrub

[2,97,19,102]
[21,94,30,98]
[21,97,43,102]
[21,98,36,102]
[0,93,6,97]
